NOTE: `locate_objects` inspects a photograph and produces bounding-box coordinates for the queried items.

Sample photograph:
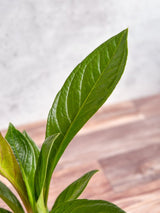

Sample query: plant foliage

[0,29,128,213]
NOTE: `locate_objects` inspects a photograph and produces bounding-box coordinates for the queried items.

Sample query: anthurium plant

[0,29,128,213]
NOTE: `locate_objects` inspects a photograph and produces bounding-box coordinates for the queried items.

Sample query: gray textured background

[0,0,160,129]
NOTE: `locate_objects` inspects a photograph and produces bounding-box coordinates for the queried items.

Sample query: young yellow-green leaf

[0,133,31,212]
[0,181,24,213]
[52,170,98,210]
[45,29,128,203]
[0,208,12,213]
[36,189,48,213]
[5,123,36,208]
[50,199,126,213]
[35,133,61,201]
[23,130,40,164]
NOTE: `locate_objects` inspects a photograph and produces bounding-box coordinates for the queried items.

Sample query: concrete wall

[0,0,160,129]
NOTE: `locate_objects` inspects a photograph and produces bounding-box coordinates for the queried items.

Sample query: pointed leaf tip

[5,123,36,209]
[45,29,128,203]
[52,170,98,210]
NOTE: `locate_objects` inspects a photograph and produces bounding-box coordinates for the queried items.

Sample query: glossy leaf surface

[45,29,128,202]
[23,130,40,164]
[50,199,126,213]
[0,181,24,213]
[52,170,98,210]
[0,208,12,213]
[0,133,30,212]
[35,133,60,200]
[5,123,36,208]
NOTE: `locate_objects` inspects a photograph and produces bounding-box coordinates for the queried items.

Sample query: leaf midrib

[45,30,127,200]
[57,31,125,150]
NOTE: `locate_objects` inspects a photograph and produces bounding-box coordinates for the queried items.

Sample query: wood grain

[0,94,160,212]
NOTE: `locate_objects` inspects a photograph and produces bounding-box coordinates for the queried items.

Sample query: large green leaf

[0,133,31,212]
[5,123,36,208]
[45,29,128,203]
[0,208,12,213]
[0,181,24,213]
[52,170,98,210]
[35,133,60,200]
[50,199,126,213]
[23,130,40,164]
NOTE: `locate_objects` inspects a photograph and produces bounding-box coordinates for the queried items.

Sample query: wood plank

[48,161,111,209]
[118,190,160,213]
[99,144,160,198]
[0,94,160,212]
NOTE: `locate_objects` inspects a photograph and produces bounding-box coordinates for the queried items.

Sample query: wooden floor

[1,94,160,212]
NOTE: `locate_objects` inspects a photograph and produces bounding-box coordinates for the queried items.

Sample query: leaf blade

[23,130,40,164]
[5,123,36,208]
[45,29,128,203]
[0,208,12,213]
[0,133,31,212]
[50,199,126,213]
[35,133,61,200]
[0,181,24,213]
[52,170,98,210]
